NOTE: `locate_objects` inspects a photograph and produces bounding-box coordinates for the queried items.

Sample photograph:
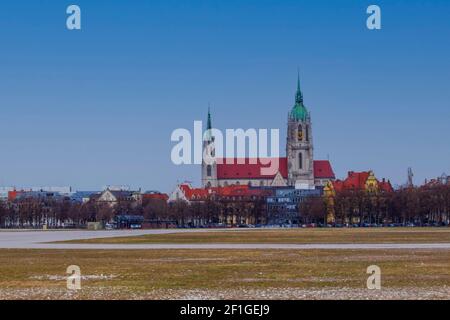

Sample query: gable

[271,171,288,187]
[98,190,117,202]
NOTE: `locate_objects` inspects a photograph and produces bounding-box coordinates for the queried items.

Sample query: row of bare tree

[0,185,448,228]
[300,185,450,225]
[0,196,267,228]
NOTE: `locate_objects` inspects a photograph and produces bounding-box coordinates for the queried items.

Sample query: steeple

[207,105,212,131]
[290,70,308,121]
[202,104,218,188]
[205,105,213,142]
[295,69,303,104]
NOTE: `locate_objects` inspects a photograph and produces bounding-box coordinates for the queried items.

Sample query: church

[201,75,335,189]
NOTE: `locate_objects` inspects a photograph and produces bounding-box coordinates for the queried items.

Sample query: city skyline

[0,1,449,192]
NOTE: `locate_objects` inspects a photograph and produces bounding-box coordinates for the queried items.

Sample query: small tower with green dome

[286,72,315,189]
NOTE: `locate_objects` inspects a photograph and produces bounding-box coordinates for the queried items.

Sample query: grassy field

[0,248,449,299]
[61,228,450,244]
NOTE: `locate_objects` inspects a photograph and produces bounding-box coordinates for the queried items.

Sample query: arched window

[305,125,309,142]
[298,152,303,170]
[206,165,212,177]
[297,124,303,141]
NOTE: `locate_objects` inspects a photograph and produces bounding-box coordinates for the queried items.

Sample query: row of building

[3,187,168,206]
[3,167,449,227]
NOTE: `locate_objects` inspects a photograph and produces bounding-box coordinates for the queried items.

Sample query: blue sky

[0,0,449,192]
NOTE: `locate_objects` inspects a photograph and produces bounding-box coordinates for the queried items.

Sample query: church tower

[201,107,218,188]
[287,73,315,189]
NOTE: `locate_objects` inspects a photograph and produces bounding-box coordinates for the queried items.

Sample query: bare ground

[0,248,449,300]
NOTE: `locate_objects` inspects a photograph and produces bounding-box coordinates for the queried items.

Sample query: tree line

[0,184,448,228]
[300,184,450,226]
[0,196,267,228]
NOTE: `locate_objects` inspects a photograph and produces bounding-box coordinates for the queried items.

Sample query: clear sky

[0,0,449,192]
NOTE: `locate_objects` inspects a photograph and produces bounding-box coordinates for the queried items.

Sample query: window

[206,165,212,177]
[297,124,303,141]
[305,125,309,142]
[298,152,303,170]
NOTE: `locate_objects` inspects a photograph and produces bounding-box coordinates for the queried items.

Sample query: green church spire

[207,105,212,131]
[205,105,213,142]
[295,70,303,104]
[290,70,308,121]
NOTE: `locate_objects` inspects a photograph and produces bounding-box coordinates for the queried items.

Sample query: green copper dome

[291,101,308,121]
[290,73,308,121]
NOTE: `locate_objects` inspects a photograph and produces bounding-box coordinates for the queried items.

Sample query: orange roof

[378,179,394,193]
[179,184,210,200]
[178,184,270,201]
[332,171,393,193]
[343,171,370,190]
[142,193,169,201]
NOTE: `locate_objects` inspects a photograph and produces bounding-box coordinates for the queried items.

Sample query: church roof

[217,158,288,179]
[314,160,336,179]
[216,158,335,180]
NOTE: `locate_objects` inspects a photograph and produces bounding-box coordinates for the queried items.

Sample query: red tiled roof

[378,180,394,193]
[332,171,393,193]
[343,171,370,190]
[142,193,169,201]
[217,158,288,179]
[8,190,21,201]
[217,185,272,197]
[216,158,335,180]
[313,160,335,179]
[179,184,210,200]
[332,180,345,192]
[178,184,270,201]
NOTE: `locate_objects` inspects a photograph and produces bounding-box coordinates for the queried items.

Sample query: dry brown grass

[61,228,450,244]
[0,248,449,299]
